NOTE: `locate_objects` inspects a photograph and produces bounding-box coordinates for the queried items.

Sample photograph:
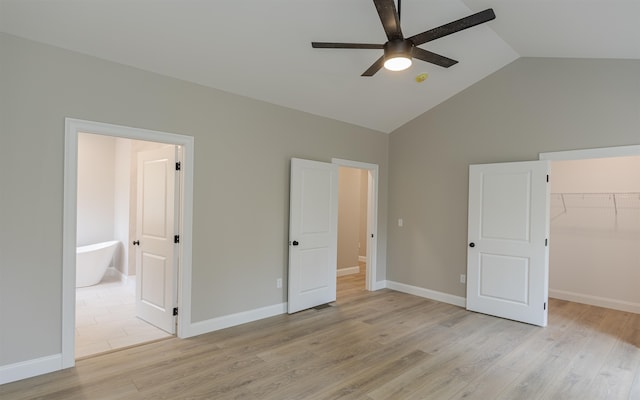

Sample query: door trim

[331,158,379,291]
[62,118,194,369]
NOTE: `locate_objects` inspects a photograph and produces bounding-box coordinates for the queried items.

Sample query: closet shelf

[551,192,640,215]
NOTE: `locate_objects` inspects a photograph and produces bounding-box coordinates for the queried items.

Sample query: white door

[288,158,339,313]
[135,146,179,334]
[466,160,550,326]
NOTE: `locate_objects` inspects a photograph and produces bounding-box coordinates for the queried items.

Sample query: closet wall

[549,156,640,312]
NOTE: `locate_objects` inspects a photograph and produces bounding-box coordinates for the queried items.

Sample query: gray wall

[0,33,389,366]
[387,57,640,298]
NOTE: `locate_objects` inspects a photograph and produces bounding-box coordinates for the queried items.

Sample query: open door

[135,146,179,334]
[288,158,339,314]
[466,160,550,326]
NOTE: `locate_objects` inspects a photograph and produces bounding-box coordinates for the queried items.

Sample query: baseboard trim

[372,280,387,291]
[337,266,360,276]
[0,353,62,385]
[184,302,287,338]
[386,281,466,308]
[549,289,640,314]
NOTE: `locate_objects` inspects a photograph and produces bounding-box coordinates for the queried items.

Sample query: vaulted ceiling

[1,0,638,133]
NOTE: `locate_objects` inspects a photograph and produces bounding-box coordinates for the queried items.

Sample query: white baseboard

[0,354,62,385]
[358,256,366,263]
[549,289,640,314]
[184,302,287,338]
[337,266,360,276]
[372,280,387,291]
[386,281,466,308]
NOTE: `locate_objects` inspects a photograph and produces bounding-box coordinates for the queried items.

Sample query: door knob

[469,242,475,248]
[132,240,140,246]
[292,241,299,246]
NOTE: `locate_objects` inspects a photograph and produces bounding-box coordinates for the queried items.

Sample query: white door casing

[288,158,339,314]
[135,146,179,333]
[466,160,550,327]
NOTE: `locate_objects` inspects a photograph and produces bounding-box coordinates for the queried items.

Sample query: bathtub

[76,240,120,288]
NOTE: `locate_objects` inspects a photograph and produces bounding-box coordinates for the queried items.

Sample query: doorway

[542,150,640,314]
[337,166,369,299]
[333,158,379,293]
[74,133,175,358]
[466,145,640,326]
[287,157,379,313]
[62,118,195,369]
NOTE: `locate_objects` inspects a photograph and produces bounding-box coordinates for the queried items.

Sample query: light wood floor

[2,271,639,400]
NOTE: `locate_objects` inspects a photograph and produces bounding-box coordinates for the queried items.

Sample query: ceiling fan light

[384,56,412,71]
[383,39,413,72]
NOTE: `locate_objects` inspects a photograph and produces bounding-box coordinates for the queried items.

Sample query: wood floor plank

[1,275,639,400]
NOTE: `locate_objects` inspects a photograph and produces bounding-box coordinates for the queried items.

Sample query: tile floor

[75,272,173,359]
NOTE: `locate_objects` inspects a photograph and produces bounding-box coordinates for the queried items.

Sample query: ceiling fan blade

[361,56,385,77]
[412,47,458,68]
[408,8,496,46]
[373,0,403,40]
[312,42,384,50]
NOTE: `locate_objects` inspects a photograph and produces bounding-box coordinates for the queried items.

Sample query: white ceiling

[1,0,638,133]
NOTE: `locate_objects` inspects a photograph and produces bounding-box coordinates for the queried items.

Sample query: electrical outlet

[460,274,466,284]
[276,278,282,289]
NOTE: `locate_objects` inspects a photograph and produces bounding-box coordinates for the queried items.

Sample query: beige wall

[359,169,368,258]
[388,57,640,298]
[337,167,362,269]
[0,33,389,367]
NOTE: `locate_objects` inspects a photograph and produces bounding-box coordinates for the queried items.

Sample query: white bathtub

[76,240,120,288]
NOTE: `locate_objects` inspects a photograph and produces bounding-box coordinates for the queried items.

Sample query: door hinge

[174,235,180,244]
[173,307,178,316]
[545,238,548,247]
[370,234,374,238]
[546,174,549,183]
[176,162,181,171]
[544,302,547,310]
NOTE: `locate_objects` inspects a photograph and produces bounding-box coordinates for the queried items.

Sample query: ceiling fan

[311,0,496,76]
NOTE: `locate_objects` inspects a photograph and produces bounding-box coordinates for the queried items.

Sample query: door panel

[136,146,178,334]
[467,160,550,326]
[288,158,338,314]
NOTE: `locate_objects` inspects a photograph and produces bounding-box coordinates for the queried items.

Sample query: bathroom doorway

[62,118,195,368]
[74,133,176,358]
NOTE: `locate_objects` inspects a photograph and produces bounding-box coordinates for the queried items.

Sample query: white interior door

[466,160,550,326]
[288,158,339,314]
[135,146,179,334]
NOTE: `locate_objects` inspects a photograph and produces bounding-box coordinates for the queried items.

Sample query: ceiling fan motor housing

[384,39,414,60]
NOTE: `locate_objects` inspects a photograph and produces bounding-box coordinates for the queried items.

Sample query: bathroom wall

[113,137,131,275]
[77,133,116,247]
[550,156,640,310]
